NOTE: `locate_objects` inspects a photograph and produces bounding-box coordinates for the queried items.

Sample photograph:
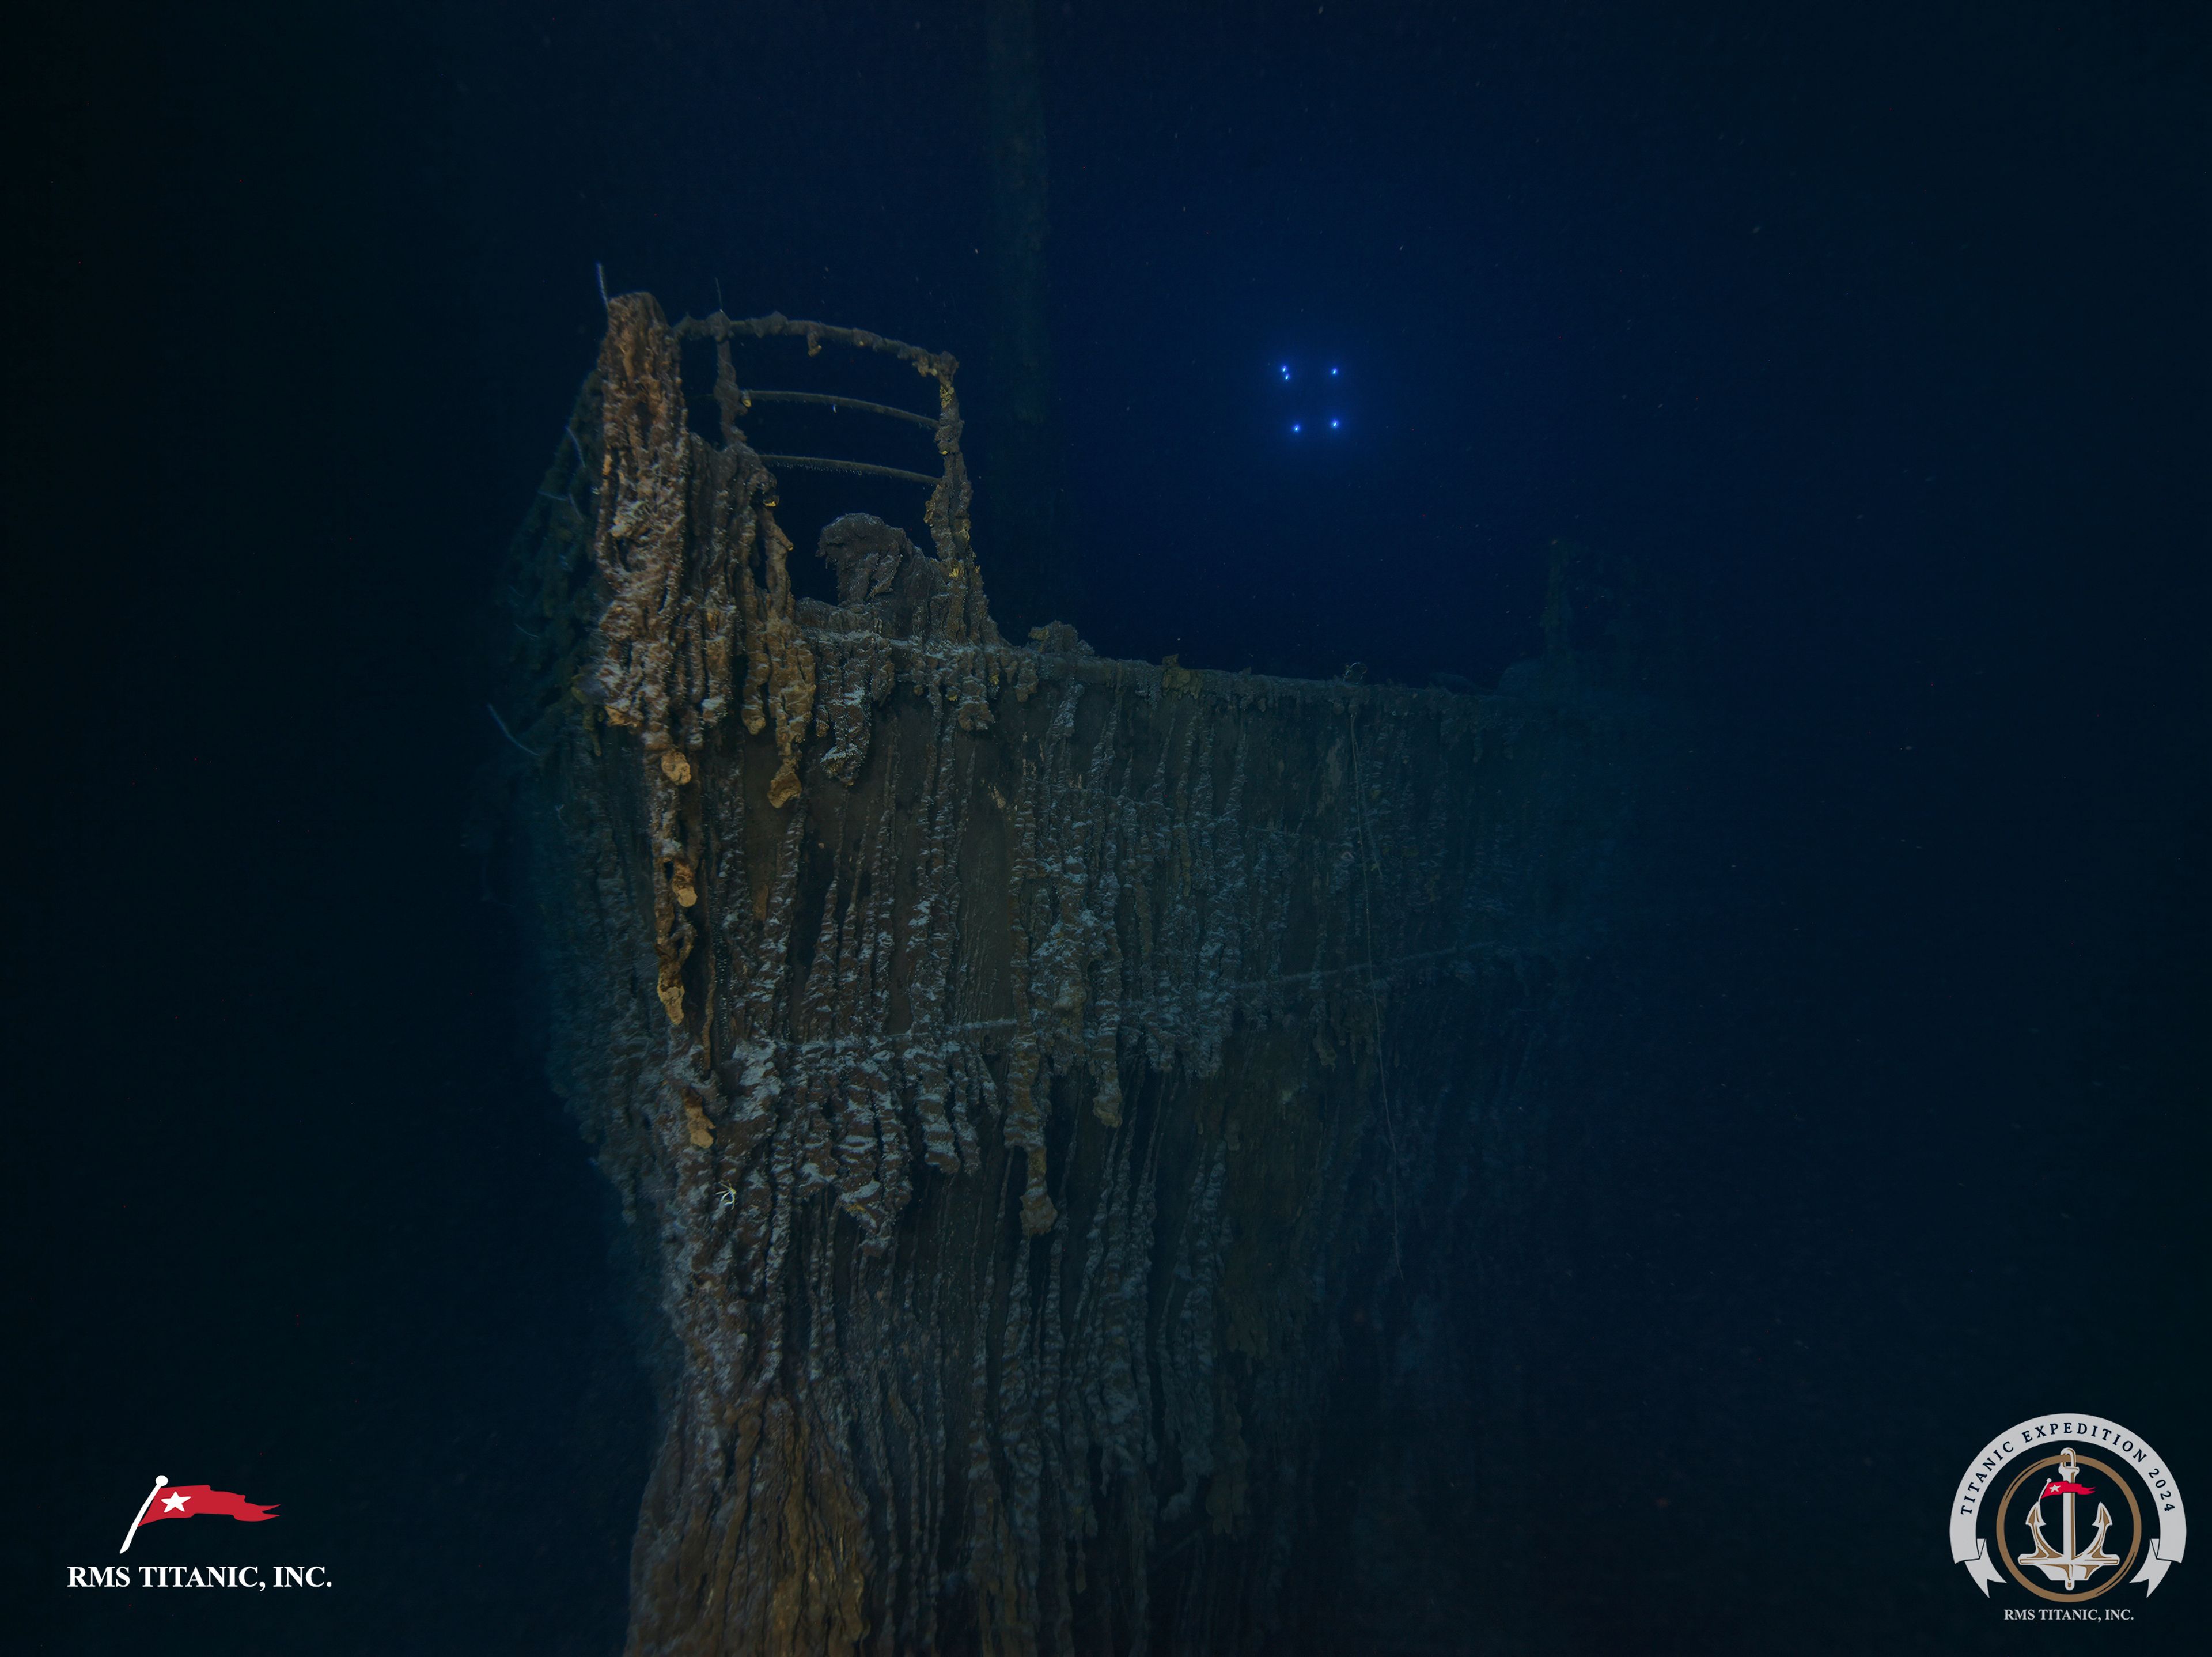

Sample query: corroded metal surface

[499,295,1626,1655]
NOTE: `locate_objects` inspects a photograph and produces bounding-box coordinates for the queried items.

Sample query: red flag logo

[119,1476,278,1553]
[2040,1478,2096,1499]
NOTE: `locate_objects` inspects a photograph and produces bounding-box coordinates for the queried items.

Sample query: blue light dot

[1291,422,1302,434]
[1279,364,1291,380]
[1329,417,1341,430]
[1330,366,1340,376]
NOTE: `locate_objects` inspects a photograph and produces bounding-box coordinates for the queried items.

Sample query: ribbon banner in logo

[1950,1413,2187,1597]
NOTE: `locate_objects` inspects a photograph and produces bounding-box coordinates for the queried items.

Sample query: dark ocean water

[16,2,2207,1651]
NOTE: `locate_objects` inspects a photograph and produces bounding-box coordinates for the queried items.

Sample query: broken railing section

[499,292,1623,1655]
[673,305,990,619]
[577,293,1006,1034]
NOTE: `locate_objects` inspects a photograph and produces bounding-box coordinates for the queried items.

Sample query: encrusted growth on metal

[499,294,1622,1656]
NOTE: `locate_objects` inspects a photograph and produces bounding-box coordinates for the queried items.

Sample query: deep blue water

[17,2,2207,1651]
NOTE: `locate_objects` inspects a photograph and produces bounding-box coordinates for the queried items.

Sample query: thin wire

[487,703,545,761]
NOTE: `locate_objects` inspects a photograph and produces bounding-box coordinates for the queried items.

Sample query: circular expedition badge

[1950,1414,2186,1607]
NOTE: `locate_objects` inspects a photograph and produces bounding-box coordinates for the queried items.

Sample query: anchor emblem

[2017,1447,2123,1591]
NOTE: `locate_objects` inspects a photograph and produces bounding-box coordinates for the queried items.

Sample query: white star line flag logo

[118,1476,279,1553]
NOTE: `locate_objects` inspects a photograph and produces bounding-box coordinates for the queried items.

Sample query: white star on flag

[118,1477,278,1552]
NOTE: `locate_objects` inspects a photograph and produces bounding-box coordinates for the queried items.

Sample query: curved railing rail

[669,310,975,571]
